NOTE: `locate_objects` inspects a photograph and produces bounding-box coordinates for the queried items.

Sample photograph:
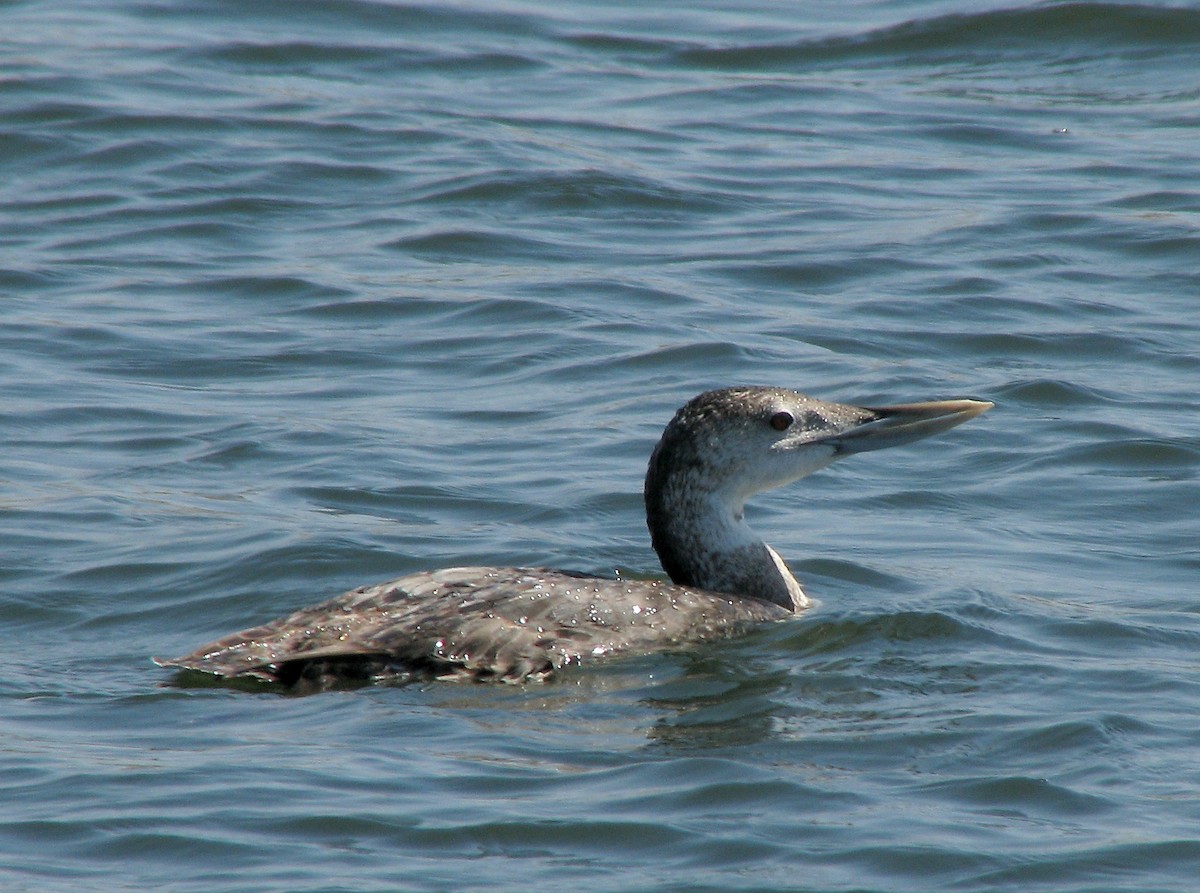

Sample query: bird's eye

[769,411,794,432]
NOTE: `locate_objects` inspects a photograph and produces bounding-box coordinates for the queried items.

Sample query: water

[3,0,1199,889]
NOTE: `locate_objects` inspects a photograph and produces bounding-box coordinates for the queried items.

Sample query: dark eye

[769,411,794,432]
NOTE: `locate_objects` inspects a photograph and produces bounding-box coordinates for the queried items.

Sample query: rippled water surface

[3,1,1200,890]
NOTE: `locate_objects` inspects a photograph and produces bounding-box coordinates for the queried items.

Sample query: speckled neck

[643,393,809,612]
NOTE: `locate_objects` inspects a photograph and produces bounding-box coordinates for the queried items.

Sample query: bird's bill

[823,398,993,455]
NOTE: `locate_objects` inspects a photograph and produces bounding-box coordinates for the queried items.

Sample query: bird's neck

[645,481,808,612]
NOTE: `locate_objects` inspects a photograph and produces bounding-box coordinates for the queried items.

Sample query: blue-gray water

[3,1,1199,890]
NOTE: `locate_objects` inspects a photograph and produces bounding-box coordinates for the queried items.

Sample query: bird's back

[155,566,790,691]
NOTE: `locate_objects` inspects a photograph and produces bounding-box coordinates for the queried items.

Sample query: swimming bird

[156,386,990,691]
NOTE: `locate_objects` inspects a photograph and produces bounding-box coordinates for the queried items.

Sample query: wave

[662,3,1200,69]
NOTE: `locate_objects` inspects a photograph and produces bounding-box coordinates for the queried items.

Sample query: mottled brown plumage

[156,566,788,692]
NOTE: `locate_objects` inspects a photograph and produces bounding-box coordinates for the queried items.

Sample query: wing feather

[155,566,788,688]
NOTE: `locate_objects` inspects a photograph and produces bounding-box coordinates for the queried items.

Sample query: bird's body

[164,567,789,691]
[157,387,990,691]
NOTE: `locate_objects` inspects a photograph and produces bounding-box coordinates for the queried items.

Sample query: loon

[156,386,990,691]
